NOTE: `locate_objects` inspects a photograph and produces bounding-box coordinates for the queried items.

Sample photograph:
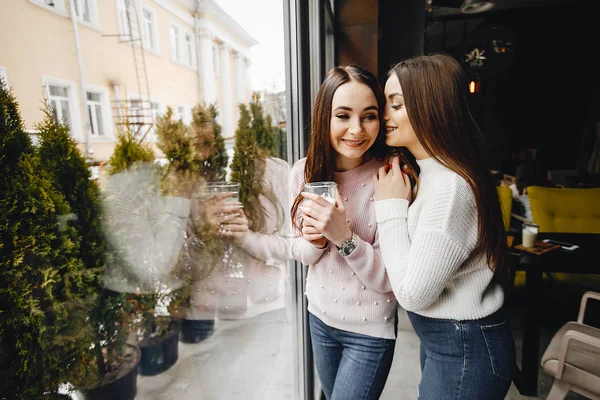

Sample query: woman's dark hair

[290,65,386,230]
[390,53,507,280]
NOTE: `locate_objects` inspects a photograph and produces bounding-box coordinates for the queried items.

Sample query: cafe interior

[288,0,599,397]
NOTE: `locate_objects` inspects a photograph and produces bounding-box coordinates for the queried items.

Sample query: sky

[213,0,286,93]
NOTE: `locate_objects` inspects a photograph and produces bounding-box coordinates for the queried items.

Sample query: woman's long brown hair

[390,53,507,281]
[290,65,386,230]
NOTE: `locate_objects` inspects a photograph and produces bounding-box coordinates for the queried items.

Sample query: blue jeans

[309,313,396,400]
[408,310,515,400]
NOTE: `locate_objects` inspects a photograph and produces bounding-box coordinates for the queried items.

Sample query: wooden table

[511,232,600,396]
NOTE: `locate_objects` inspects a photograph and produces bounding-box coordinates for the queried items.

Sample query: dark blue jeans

[309,312,396,400]
[408,310,515,400]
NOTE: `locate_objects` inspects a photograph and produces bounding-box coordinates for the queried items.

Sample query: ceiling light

[461,0,494,14]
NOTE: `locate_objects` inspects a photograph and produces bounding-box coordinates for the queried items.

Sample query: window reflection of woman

[187,105,291,323]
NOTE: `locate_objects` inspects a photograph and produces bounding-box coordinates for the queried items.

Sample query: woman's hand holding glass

[205,192,249,245]
[373,156,412,201]
[299,191,352,248]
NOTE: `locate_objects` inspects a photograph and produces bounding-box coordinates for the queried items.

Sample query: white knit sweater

[291,158,398,340]
[375,158,504,320]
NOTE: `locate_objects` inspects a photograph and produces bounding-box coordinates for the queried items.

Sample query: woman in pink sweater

[290,65,398,400]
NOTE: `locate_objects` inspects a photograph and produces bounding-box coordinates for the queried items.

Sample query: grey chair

[541,291,600,400]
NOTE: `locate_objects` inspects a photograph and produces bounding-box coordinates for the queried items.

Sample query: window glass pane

[119,5,129,36]
[143,9,154,49]
[95,104,104,135]
[170,25,180,60]
[87,92,101,102]
[50,99,60,124]
[82,0,91,22]
[60,99,70,126]
[49,85,68,98]
[88,105,96,135]
[5,2,301,399]
[73,0,80,16]
[186,35,193,66]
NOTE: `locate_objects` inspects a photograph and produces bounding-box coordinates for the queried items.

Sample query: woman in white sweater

[373,53,515,399]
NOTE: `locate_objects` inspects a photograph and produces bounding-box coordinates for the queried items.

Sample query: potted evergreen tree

[34,107,141,399]
[0,76,84,400]
[0,80,135,399]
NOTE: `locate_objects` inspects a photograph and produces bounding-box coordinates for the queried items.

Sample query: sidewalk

[135,306,586,399]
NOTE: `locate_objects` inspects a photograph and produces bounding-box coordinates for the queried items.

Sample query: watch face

[343,242,357,256]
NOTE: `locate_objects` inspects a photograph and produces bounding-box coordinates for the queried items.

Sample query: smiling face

[329,80,380,171]
[383,73,427,159]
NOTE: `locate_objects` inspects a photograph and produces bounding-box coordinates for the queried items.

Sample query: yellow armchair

[527,186,600,233]
[527,186,600,289]
[497,186,513,231]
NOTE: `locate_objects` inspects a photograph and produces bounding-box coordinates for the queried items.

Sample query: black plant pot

[179,318,215,343]
[138,321,180,376]
[79,343,141,400]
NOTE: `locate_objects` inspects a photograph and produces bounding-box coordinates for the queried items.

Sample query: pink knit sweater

[290,157,398,339]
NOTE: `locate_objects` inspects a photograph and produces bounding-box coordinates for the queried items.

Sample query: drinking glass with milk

[522,222,539,248]
[304,181,337,205]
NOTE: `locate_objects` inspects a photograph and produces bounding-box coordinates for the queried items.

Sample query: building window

[73,0,96,24]
[117,0,138,40]
[0,67,7,88]
[86,92,105,137]
[176,105,185,121]
[170,24,180,62]
[184,33,194,67]
[129,98,143,126]
[148,101,162,142]
[48,85,73,128]
[176,105,191,124]
[142,7,158,52]
[213,43,220,77]
[183,33,196,68]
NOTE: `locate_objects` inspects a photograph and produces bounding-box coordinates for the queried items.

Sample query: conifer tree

[35,107,130,389]
[0,79,86,397]
[273,125,287,161]
[230,104,268,231]
[108,121,154,175]
[250,101,275,156]
[206,104,228,181]
[156,106,196,197]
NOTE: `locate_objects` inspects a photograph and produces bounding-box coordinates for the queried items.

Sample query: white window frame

[85,84,114,141]
[28,0,68,16]
[0,67,7,89]
[73,0,100,28]
[42,76,83,139]
[212,42,220,77]
[141,6,159,54]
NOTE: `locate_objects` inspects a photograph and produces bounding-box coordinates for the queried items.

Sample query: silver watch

[337,234,358,257]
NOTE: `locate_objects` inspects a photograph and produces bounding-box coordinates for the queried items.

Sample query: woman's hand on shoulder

[373,156,412,201]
